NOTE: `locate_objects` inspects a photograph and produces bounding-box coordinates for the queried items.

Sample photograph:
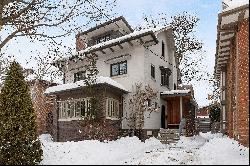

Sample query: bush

[0,61,43,165]
[209,105,220,122]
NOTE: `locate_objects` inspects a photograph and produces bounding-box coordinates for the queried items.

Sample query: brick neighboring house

[23,69,58,135]
[28,79,57,135]
[196,106,210,118]
[214,1,249,146]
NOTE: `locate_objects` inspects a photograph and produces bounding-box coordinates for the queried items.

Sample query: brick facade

[50,85,125,142]
[29,80,57,135]
[225,19,249,147]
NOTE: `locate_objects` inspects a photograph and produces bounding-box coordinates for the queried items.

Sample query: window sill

[106,117,120,120]
[160,84,170,88]
[111,74,128,79]
[58,118,83,121]
[151,77,156,82]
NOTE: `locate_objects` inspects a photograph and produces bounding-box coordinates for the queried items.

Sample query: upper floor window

[151,64,155,79]
[160,67,171,88]
[106,98,119,119]
[111,61,127,77]
[161,41,165,58]
[74,71,86,82]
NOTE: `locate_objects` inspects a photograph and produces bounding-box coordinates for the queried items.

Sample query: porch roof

[44,76,128,95]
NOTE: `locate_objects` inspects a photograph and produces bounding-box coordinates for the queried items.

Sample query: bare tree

[125,83,157,140]
[208,75,220,104]
[0,0,117,81]
[136,12,207,84]
[0,0,117,50]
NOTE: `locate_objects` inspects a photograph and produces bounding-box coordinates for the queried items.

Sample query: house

[24,69,58,135]
[196,106,210,118]
[45,16,196,142]
[214,0,249,146]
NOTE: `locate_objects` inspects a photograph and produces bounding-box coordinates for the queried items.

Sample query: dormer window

[74,71,86,82]
[95,34,111,44]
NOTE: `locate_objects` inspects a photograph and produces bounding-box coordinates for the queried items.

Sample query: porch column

[180,96,183,120]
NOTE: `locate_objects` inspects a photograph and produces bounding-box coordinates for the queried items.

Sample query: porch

[160,90,193,130]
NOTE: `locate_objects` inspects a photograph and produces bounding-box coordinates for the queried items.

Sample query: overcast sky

[3,0,222,107]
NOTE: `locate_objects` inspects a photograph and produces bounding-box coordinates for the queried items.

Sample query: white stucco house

[45,16,195,141]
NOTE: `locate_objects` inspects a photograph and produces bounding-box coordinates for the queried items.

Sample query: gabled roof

[76,16,134,37]
[44,76,128,95]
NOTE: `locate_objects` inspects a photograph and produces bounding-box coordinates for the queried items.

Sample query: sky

[2,0,222,107]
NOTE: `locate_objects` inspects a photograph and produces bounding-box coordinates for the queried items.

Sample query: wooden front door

[167,98,180,124]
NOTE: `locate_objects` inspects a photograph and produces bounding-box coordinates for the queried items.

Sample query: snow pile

[223,0,249,12]
[44,76,128,94]
[197,133,249,165]
[39,135,163,165]
[39,132,249,165]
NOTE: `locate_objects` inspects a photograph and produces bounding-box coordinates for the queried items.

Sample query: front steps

[157,128,180,144]
[197,118,211,133]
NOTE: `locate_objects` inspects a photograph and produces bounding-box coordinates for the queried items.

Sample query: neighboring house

[197,106,210,118]
[45,16,196,142]
[214,0,249,146]
[24,69,58,135]
[28,79,57,135]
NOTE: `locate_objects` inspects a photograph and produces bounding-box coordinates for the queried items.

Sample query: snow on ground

[39,132,249,165]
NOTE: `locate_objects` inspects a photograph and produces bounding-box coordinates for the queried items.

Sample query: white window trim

[58,97,92,121]
[106,98,119,119]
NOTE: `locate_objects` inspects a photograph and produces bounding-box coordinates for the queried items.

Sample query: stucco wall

[62,28,177,130]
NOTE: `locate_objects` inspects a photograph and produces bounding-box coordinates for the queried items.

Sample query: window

[147,99,152,107]
[161,41,165,58]
[155,102,158,109]
[74,71,86,82]
[111,61,127,77]
[106,98,119,119]
[161,72,170,87]
[95,34,111,44]
[58,98,91,120]
[151,64,155,79]
[160,68,171,87]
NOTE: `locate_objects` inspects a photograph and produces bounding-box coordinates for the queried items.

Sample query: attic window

[95,34,111,44]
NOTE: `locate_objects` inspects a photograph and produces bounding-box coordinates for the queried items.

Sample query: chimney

[76,34,87,51]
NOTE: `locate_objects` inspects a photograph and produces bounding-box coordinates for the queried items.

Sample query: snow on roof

[222,0,249,12]
[44,76,128,94]
[161,89,191,95]
[77,28,158,55]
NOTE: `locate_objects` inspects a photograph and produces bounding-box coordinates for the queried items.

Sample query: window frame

[106,98,119,120]
[110,61,127,77]
[74,71,86,83]
[161,41,165,58]
[151,64,155,79]
[58,98,91,121]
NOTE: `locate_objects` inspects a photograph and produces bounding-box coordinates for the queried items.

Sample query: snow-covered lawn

[39,132,249,165]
